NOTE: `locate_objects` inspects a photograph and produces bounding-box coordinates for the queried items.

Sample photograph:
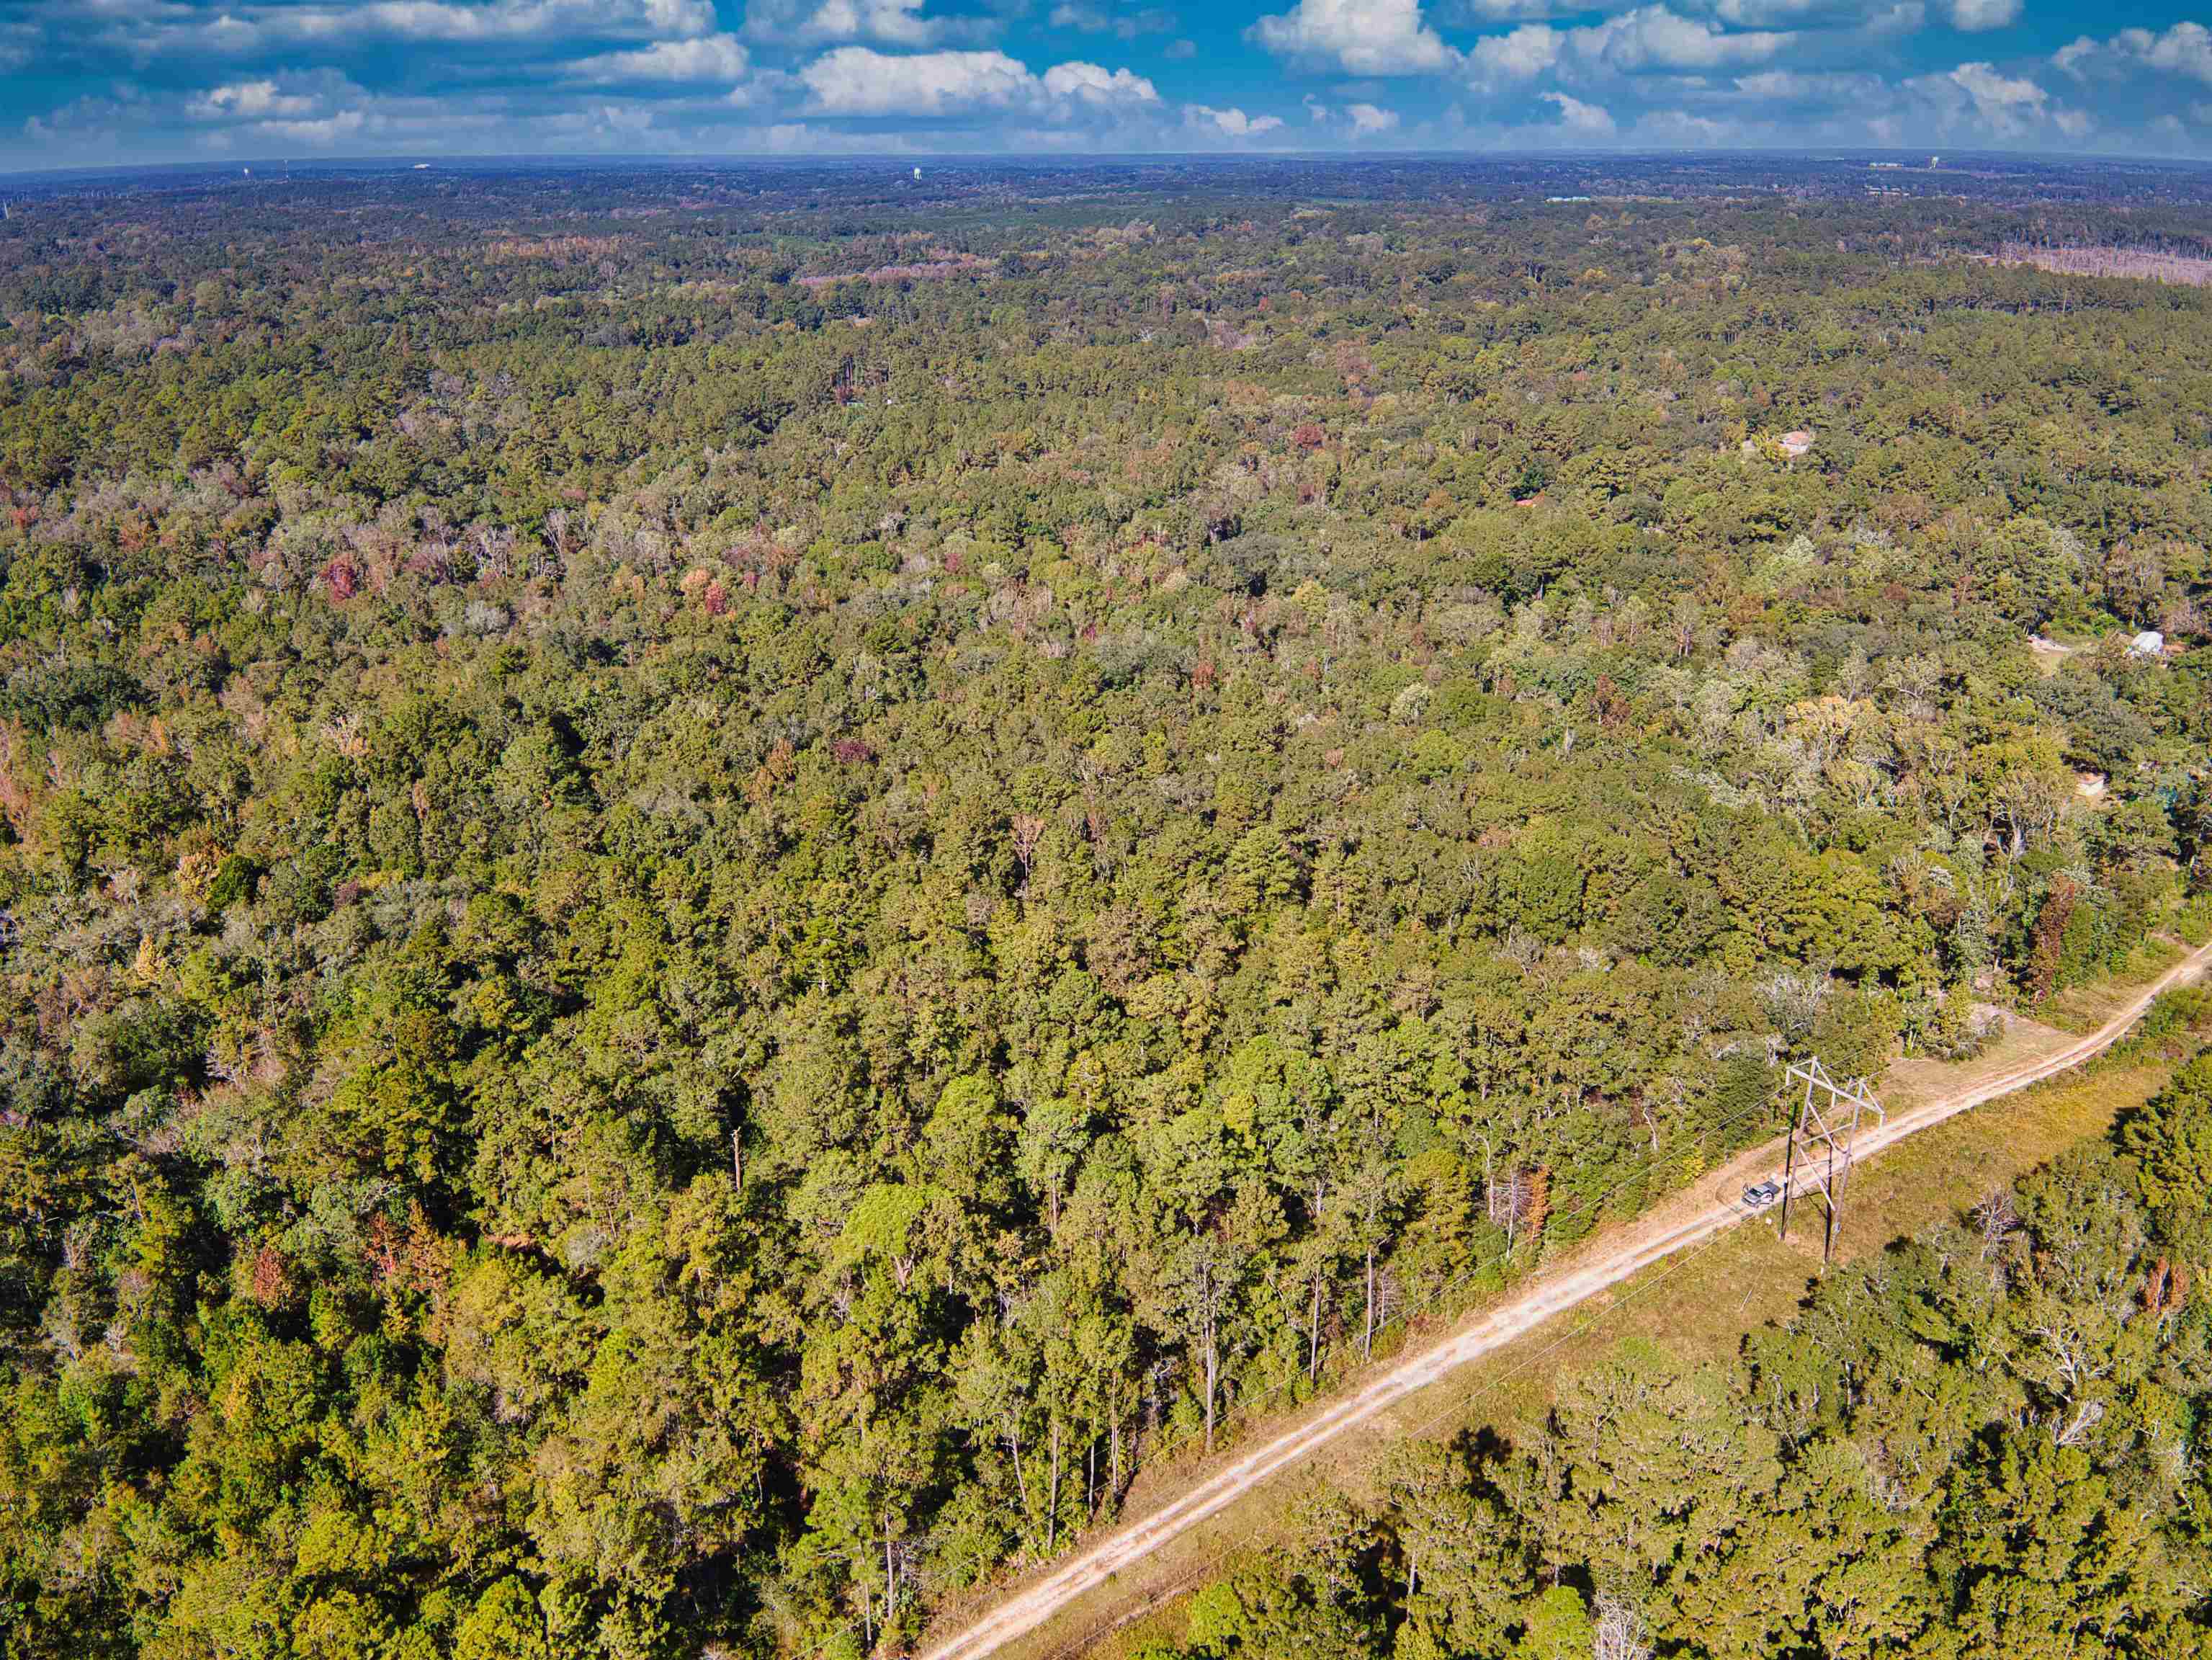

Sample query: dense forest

[1134,1000,2212,1660]
[1,159,2209,1659]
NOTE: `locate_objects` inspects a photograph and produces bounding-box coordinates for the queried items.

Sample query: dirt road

[919,940,2212,1660]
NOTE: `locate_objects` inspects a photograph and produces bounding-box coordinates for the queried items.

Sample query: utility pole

[1778,1056,1884,1267]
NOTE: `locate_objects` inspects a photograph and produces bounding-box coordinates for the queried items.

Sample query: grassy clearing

[2041,938,2189,1032]
[1018,1052,2181,1660]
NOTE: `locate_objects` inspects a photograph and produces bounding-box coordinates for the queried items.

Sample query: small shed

[2131,630,2166,658]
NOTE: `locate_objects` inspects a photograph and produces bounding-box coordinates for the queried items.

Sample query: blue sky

[4,0,2212,169]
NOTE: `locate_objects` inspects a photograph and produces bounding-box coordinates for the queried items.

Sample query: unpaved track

[921,940,2212,1660]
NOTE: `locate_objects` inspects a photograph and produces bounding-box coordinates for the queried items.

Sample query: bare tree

[1997,241,2212,287]
[1971,1187,2020,1262]
[1010,812,1046,896]
[544,507,576,568]
[1670,593,1700,659]
[1993,767,2067,857]
[1594,1594,1653,1660]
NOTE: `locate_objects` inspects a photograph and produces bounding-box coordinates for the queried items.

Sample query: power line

[1776,1057,1884,1267]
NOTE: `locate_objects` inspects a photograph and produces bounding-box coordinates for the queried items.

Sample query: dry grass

[1886,1004,2068,1110]
[2038,937,2189,1032]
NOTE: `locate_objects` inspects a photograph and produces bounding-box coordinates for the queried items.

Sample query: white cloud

[1948,59,2045,117]
[2050,35,2095,76]
[1541,88,1615,133]
[1631,105,1732,142]
[801,46,1035,111]
[2059,23,2212,88]
[1946,0,2018,30]
[8,0,2180,162]
[538,99,657,137]
[258,108,369,145]
[1250,0,1454,76]
[756,117,921,149]
[174,69,389,148]
[1041,60,1160,102]
[800,0,941,45]
[22,86,147,151]
[1701,0,1859,22]
[572,33,751,82]
[1675,0,1922,27]
[186,79,322,120]
[316,0,714,45]
[1469,22,1559,81]
[84,0,717,63]
[1446,0,1570,17]
[1907,58,2054,137]
[743,0,989,48]
[1729,68,1799,96]
[1191,104,1287,135]
[1730,67,1883,102]
[1047,2,1177,37]
[179,68,391,139]
[1567,6,1793,72]
[1464,0,1918,30]
[797,46,1155,115]
[1467,6,1796,90]
[2138,22,2212,84]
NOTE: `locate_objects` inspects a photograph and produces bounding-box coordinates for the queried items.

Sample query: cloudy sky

[3,0,2212,169]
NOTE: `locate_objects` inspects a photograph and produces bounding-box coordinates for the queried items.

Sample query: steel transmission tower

[1778,1057,1885,1266]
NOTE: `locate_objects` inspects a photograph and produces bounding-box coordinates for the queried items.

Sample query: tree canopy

[1,157,2209,1660]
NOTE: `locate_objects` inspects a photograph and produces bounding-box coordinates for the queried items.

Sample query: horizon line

[9,144,2212,191]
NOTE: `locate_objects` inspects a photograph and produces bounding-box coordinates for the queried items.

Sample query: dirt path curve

[920,940,2212,1660]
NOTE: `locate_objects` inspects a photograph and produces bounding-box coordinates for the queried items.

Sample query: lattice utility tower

[1778,1057,1885,1267]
